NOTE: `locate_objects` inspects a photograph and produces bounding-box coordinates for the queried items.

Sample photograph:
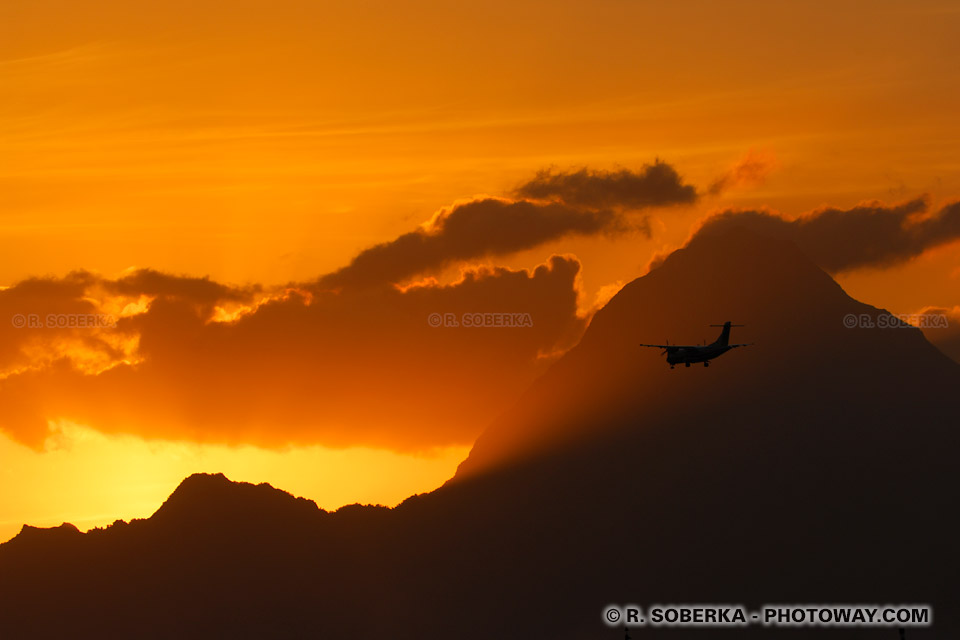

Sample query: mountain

[455,227,959,478]
[1,227,956,639]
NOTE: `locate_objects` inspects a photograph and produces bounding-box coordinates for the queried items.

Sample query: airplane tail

[708,321,743,347]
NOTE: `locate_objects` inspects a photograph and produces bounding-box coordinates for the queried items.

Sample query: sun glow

[2,0,959,544]
[0,421,468,543]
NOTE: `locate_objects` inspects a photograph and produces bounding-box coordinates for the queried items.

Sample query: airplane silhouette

[640,321,751,368]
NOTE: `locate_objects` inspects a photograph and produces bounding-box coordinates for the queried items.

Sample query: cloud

[16,161,956,456]
[318,199,617,289]
[319,161,696,290]
[916,305,960,364]
[707,150,777,195]
[0,272,127,378]
[514,161,698,210]
[105,269,259,313]
[684,197,960,272]
[0,162,699,451]
[0,257,588,451]
[0,270,264,382]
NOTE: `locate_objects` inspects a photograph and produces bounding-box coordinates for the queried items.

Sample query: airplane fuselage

[665,344,732,365]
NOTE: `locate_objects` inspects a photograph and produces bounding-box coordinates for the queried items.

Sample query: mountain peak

[15,522,80,539]
[151,472,322,530]
[1,522,82,553]
[455,227,960,478]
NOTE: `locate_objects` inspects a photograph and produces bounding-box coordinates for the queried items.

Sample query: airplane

[639,321,752,368]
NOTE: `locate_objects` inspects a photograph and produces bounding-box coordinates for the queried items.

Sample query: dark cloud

[0,272,122,375]
[687,198,960,272]
[514,161,698,210]
[319,161,696,290]
[0,270,262,380]
[106,269,258,314]
[318,198,618,290]
[0,258,588,451]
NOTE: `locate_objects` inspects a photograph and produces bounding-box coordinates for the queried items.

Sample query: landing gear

[685,362,691,368]
[704,361,710,367]
[669,365,675,369]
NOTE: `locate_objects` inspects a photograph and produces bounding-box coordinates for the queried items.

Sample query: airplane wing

[639,343,694,349]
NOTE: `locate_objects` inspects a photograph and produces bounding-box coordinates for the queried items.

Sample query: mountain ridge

[1,227,956,639]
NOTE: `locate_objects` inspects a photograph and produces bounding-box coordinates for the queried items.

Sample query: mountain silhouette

[1,227,956,639]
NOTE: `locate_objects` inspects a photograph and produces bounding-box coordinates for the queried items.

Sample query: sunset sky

[2,0,959,541]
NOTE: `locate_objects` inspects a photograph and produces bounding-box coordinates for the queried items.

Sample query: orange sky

[2,0,959,541]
